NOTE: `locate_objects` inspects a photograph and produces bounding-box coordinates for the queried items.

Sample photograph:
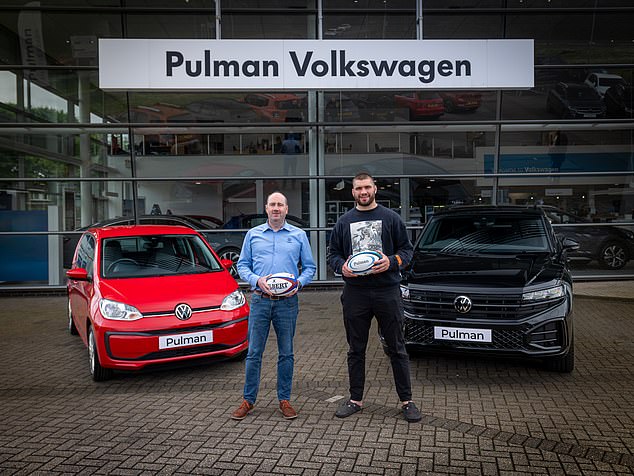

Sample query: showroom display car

[541,205,634,270]
[398,205,578,372]
[66,225,249,381]
[207,213,309,278]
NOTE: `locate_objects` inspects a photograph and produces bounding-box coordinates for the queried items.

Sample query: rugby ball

[265,272,298,296]
[347,250,382,275]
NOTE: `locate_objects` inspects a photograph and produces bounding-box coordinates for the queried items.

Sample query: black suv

[400,205,579,372]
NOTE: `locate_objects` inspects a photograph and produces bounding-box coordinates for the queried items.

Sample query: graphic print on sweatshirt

[350,220,383,253]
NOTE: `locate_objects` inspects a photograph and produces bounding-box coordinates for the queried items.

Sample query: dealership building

[1,0,633,289]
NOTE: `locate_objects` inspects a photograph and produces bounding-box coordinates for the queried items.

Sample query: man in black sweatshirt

[327,172,422,423]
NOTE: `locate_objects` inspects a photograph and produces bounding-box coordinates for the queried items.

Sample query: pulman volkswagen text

[400,205,579,372]
[66,225,249,381]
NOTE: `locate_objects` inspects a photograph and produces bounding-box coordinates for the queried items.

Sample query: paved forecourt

[0,289,633,475]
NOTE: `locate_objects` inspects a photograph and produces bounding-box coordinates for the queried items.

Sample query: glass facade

[1,1,633,288]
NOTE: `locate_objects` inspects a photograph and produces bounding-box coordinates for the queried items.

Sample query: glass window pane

[0,131,133,179]
[224,0,315,6]
[126,14,215,39]
[497,179,634,277]
[502,67,633,120]
[422,1,503,7]
[0,12,122,66]
[0,70,128,124]
[498,128,634,174]
[323,0,414,7]
[222,14,316,39]
[323,14,416,39]
[506,13,634,65]
[422,14,503,39]
[127,91,308,124]
[324,130,495,175]
[325,91,497,122]
[132,128,309,176]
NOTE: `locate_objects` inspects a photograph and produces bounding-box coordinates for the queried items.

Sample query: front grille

[405,320,528,351]
[406,289,560,320]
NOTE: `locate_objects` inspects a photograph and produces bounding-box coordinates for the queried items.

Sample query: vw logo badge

[454,295,472,314]
[175,303,192,320]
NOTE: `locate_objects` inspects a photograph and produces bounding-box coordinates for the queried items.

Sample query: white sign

[99,39,534,91]
[434,326,492,343]
[158,330,213,349]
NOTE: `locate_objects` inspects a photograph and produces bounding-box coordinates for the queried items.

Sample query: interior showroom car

[66,225,249,381]
[542,205,634,270]
[397,205,579,373]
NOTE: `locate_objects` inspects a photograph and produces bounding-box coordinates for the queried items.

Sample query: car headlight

[522,285,564,302]
[99,299,143,321]
[400,285,410,300]
[221,290,246,311]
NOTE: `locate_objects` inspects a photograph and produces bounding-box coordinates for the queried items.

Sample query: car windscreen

[102,234,223,278]
[417,214,550,254]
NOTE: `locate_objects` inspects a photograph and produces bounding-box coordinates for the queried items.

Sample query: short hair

[266,191,287,206]
[352,172,375,186]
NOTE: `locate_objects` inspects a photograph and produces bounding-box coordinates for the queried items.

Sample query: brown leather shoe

[279,400,298,419]
[230,399,254,420]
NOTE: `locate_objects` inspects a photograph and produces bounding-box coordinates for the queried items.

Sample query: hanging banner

[99,39,533,91]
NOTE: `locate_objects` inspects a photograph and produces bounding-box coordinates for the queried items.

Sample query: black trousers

[341,284,413,402]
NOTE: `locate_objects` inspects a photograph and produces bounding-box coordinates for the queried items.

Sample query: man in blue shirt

[231,192,316,420]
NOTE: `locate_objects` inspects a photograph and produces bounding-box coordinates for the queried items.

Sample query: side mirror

[561,237,580,251]
[221,259,234,269]
[66,268,90,282]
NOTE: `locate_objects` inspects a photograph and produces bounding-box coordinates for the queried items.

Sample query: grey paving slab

[0,289,633,475]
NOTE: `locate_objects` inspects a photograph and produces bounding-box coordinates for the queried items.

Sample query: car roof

[90,225,199,238]
[79,214,208,230]
[591,73,623,80]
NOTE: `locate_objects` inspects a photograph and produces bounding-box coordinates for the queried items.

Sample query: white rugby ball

[347,250,382,275]
[265,272,298,296]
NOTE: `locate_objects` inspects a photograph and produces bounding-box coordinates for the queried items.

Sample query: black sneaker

[402,402,422,422]
[335,400,362,418]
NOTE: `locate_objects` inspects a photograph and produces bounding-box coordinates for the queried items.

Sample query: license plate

[434,326,492,343]
[159,330,213,349]
[583,114,596,118]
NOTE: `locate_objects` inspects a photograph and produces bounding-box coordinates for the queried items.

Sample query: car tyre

[68,299,78,336]
[88,326,112,382]
[219,247,241,278]
[598,241,628,270]
[544,340,574,373]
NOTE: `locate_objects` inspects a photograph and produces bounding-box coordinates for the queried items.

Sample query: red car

[243,93,306,122]
[393,91,444,120]
[438,91,482,112]
[66,225,249,381]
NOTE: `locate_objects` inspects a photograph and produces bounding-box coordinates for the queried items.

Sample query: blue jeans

[243,293,299,403]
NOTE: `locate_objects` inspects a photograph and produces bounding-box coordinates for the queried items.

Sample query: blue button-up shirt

[237,220,316,290]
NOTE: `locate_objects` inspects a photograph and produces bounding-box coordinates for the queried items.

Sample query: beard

[354,191,376,207]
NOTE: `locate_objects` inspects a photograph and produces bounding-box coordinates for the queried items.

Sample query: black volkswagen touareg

[400,205,579,372]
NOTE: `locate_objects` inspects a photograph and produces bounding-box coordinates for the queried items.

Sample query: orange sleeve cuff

[395,254,402,267]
